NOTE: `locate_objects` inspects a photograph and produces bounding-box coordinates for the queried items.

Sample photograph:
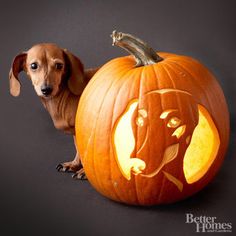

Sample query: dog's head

[9,43,86,98]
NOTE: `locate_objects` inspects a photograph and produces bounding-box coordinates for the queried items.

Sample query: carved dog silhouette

[112,89,219,191]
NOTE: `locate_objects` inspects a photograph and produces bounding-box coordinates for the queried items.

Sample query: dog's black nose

[41,85,53,96]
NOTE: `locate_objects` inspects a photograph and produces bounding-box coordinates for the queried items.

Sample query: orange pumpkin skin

[75,36,229,205]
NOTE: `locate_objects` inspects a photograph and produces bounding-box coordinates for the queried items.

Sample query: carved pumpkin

[75,31,229,205]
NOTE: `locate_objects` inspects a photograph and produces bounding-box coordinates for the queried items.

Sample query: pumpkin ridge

[108,140,122,202]
[102,72,138,199]
[151,64,166,202]
[163,63,199,131]
[103,67,140,201]
[110,69,140,126]
[132,66,146,205]
[109,70,141,203]
[171,60,220,146]
[107,83,125,202]
[83,61,132,101]
[163,63,198,185]
[146,65,163,171]
[157,64,185,202]
[168,59,213,113]
[111,66,144,203]
[81,60,115,97]
[165,62,199,127]
[161,63,183,119]
[137,127,149,155]
[82,71,118,189]
[163,60,197,94]
[91,71,128,195]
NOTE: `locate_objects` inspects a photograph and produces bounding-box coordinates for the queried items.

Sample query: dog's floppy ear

[63,49,86,95]
[9,52,27,96]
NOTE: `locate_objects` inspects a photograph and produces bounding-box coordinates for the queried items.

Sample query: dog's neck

[41,87,79,135]
[39,68,99,135]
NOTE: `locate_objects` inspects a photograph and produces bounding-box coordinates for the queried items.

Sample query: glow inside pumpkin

[113,100,146,180]
[183,104,220,184]
[112,100,220,186]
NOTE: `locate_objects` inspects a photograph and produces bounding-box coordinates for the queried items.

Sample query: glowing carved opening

[113,100,146,180]
[136,116,144,127]
[163,171,183,192]
[136,109,148,127]
[160,109,178,119]
[183,105,220,184]
[186,135,191,145]
[167,117,181,128]
[172,125,186,139]
[138,109,147,118]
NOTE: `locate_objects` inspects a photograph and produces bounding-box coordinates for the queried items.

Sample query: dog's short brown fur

[9,43,98,179]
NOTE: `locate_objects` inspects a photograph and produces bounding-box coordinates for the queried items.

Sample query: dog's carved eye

[55,63,63,70]
[30,62,38,70]
[167,117,181,128]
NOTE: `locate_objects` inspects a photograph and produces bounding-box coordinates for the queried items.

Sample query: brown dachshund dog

[9,43,99,179]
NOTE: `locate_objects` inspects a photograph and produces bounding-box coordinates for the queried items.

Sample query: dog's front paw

[72,168,87,180]
[56,160,82,173]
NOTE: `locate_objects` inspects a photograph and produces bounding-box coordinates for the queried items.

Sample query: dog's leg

[72,168,87,180]
[56,136,87,180]
[56,153,81,172]
[72,136,87,180]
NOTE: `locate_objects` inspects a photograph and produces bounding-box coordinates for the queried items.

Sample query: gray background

[0,0,235,235]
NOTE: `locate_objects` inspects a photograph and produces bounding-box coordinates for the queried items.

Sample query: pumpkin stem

[111,30,163,67]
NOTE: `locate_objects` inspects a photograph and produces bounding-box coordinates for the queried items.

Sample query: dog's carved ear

[63,49,86,95]
[9,52,27,96]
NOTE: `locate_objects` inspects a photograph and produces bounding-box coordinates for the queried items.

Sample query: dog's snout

[41,85,53,96]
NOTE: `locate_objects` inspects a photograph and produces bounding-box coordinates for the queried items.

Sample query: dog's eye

[167,117,181,128]
[55,63,63,70]
[30,63,38,70]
